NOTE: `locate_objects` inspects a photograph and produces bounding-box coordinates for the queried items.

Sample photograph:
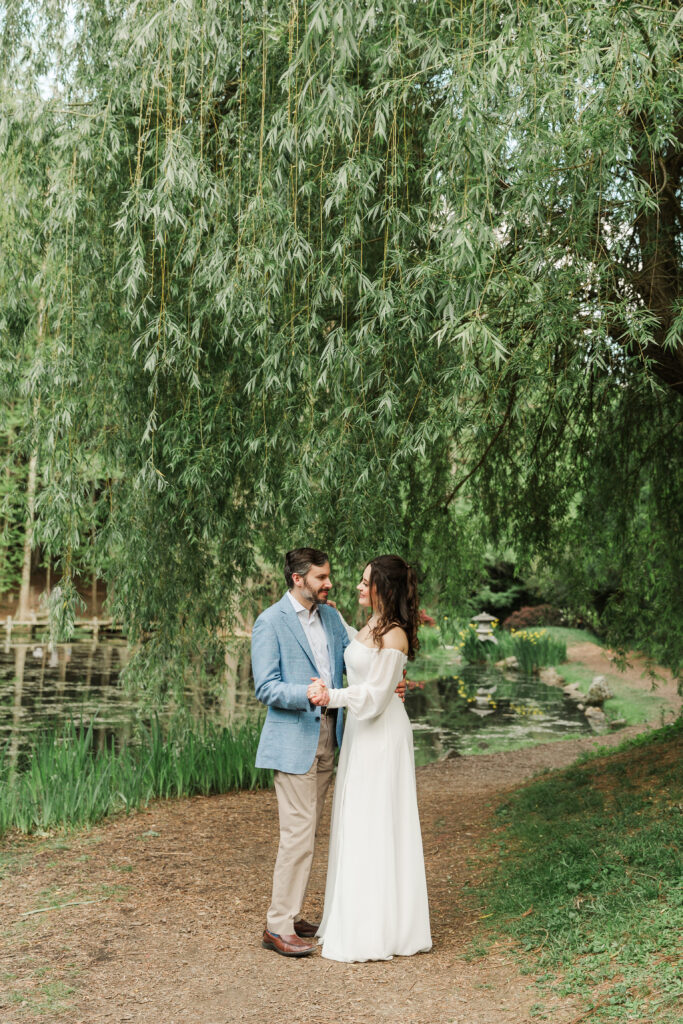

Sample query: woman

[307,554,432,963]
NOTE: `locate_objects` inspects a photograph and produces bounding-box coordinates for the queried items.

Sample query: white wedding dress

[316,636,432,962]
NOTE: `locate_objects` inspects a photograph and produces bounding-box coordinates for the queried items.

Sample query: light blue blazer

[252,593,350,773]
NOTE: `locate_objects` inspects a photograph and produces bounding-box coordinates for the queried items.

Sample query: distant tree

[1,1,681,672]
[0,88,51,608]
[0,85,109,628]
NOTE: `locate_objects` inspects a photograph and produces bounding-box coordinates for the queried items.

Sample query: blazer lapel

[319,606,340,688]
[279,595,318,672]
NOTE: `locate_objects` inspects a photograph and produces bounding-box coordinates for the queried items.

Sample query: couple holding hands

[251,548,432,963]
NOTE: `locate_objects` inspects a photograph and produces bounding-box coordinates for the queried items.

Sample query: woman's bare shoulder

[383,625,409,654]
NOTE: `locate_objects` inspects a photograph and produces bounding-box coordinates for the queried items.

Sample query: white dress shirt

[287,590,332,686]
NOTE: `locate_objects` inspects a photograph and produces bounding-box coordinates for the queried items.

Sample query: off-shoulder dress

[315,633,432,962]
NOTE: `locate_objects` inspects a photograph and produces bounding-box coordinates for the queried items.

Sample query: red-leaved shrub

[503,604,565,630]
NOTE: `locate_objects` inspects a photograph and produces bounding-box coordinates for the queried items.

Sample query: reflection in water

[0,640,591,763]
[406,665,592,763]
[9,645,26,768]
[0,638,262,759]
[1,640,135,757]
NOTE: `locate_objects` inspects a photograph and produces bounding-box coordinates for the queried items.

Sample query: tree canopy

[1,1,681,673]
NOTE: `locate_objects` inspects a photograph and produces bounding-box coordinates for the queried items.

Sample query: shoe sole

[261,939,314,957]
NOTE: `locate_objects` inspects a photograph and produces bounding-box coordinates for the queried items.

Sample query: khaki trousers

[266,715,336,936]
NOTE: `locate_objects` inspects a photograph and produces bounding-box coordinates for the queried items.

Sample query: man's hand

[394,667,407,703]
[307,677,331,706]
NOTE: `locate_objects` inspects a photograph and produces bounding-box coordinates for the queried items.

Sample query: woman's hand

[307,677,331,706]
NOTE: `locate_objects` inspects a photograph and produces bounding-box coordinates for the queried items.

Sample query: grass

[480,719,683,1023]
[540,626,606,647]
[463,732,586,757]
[559,664,675,727]
[3,974,77,1017]
[0,715,272,837]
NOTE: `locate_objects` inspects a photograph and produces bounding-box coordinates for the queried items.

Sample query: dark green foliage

[0,410,26,594]
[0,2,681,676]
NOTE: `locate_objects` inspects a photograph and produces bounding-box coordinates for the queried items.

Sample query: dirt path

[1,716,660,1024]
[1,640,678,1024]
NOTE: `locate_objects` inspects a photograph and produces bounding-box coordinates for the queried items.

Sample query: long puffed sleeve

[325,647,406,721]
[334,610,358,641]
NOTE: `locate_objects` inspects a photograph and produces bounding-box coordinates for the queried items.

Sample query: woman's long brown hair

[366,554,420,661]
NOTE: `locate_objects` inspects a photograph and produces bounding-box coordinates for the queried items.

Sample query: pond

[0,639,592,763]
[407,666,591,763]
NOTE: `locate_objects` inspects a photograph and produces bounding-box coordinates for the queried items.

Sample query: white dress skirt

[316,637,432,962]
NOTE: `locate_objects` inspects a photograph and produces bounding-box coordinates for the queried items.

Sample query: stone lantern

[471,611,498,645]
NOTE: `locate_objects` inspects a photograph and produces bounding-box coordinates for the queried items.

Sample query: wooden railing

[3,615,116,641]
[3,616,253,642]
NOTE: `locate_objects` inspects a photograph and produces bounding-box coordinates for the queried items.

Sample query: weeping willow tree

[1,0,681,674]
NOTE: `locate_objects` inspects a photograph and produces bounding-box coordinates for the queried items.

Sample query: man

[252,548,349,957]
[252,547,405,958]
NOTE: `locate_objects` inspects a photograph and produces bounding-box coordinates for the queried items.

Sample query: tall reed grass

[454,622,567,671]
[505,628,567,672]
[456,622,490,663]
[0,716,271,837]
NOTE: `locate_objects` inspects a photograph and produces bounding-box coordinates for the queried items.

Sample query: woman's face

[357,565,372,608]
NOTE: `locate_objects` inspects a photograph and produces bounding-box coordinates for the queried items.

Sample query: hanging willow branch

[0,0,681,673]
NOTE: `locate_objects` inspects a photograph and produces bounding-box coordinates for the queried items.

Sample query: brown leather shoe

[261,929,315,957]
[293,919,320,938]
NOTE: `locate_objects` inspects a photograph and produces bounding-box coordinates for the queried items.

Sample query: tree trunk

[17,291,46,620]
[17,447,38,620]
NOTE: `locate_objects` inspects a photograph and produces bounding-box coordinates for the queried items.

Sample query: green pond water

[0,639,591,762]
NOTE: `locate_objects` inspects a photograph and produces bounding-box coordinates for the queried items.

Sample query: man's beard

[304,580,330,607]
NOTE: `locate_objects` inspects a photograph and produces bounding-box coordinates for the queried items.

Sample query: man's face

[296,562,332,606]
